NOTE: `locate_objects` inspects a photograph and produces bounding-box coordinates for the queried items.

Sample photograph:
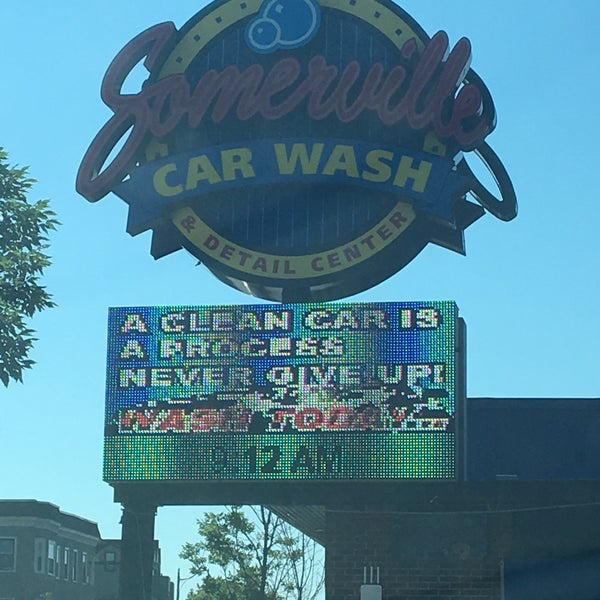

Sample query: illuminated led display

[104,301,460,481]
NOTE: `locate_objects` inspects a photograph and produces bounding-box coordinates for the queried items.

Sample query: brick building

[0,500,173,600]
[0,500,100,600]
[271,398,600,600]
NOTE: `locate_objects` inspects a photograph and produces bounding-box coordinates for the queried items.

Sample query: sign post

[118,499,156,600]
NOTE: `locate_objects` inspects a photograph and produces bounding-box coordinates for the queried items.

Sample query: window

[34,538,46,574]
[105,550,116,572]
[71,548,78,582]
[82,551,89,584]
[0,538,16,572]
[63,547,69,580]
[56,545,61,578]
[153,545,161,576]
[47,539,57,576]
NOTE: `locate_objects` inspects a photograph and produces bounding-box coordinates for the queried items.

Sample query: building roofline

[0,499,101,538]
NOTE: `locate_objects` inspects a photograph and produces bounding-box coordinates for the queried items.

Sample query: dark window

[0,538,16,571]
[34,538,46,573]
[105,550,116,572]
[47,539,57,576]
[63,547,69,580]
[82,552,89,584]
[71,548,78,582]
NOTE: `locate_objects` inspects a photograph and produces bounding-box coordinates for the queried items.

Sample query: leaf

[180,506,324,600]
[0,147,59,386]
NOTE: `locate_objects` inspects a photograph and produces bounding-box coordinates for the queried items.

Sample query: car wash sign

[77,0,517,302]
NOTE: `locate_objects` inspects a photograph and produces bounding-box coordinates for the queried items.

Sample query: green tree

[278,519,324,600]
[180,506,324,600]
[0,148,58,386]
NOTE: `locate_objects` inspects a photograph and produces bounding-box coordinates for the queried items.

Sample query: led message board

[104,301,460,481]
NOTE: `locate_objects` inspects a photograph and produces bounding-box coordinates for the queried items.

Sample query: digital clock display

[104,301,460,481]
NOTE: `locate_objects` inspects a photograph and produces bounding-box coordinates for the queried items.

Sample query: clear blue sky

[2,0,599,590]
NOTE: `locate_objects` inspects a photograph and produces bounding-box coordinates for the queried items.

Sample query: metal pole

[176,568,181,600]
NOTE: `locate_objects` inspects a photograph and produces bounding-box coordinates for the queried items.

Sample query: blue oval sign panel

[77,0,516,302]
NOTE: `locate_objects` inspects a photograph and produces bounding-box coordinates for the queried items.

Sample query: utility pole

[176,567,194,600]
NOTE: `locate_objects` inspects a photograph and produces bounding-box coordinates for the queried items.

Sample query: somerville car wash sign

[77,0,517,302]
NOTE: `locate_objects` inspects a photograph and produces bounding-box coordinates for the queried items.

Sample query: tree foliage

[0,148,58,386]
[180,506,324,600]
